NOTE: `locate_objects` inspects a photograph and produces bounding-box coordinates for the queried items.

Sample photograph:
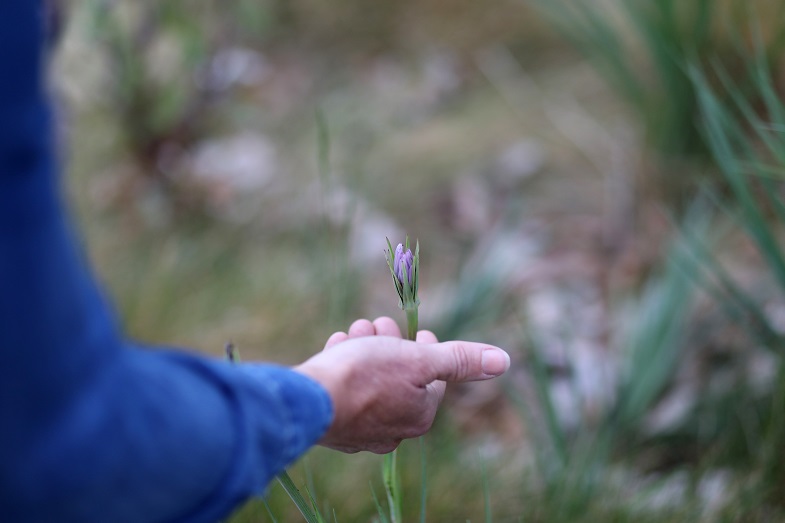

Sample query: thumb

[420,341,510,383]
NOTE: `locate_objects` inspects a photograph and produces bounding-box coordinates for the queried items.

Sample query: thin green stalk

[262,498,278,523]
[384,306,416,523]
[370,481,391,523]
[419,437,427,523]
[383,451,403,523]
[405,307,419,342]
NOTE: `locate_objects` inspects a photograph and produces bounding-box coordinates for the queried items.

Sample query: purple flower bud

[385,236,419,311]
[393,243,414,285]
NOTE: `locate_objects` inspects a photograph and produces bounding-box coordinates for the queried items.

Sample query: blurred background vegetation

[53,0,785,521]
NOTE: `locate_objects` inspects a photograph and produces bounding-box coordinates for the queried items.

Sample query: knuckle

[451,343,472,379]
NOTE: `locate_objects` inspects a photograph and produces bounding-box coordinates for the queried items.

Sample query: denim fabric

[0,2,334,521]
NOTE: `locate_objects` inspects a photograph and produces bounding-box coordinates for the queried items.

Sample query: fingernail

[481,349,510,376]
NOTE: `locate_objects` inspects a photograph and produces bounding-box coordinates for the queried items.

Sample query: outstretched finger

[372,316,402,338]
[421,341,510,383]
[324,331,349,350]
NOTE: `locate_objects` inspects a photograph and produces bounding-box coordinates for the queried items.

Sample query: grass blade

[262,498,278,523]
[419,437,427,523]
[277,471,324,523]
[370,482,391,523]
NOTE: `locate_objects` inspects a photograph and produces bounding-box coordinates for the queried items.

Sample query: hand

[294,317,510,454]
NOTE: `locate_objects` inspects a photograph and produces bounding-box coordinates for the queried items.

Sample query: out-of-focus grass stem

[276,472,325,523]
[419,437,427,523]
[383,451,403,523]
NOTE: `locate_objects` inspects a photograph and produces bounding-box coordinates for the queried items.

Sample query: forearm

[2,345,332,523]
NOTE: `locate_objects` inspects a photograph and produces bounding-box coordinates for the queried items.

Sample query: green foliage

[687,38,785,506]
[612,223,704,430]
[692,53,785,296]
[508,220,703,520]
[531,1,781,154]
[276,471,326,523]
[531,0,714,156]
[531,0,785,208]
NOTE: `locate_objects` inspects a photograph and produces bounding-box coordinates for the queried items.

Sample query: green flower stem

[383,306,418,523]
[405,306,418,341]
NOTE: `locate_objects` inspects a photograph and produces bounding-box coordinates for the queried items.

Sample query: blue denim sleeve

[0,2,334,522]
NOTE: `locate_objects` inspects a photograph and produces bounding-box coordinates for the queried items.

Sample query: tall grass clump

[531,0,785,205]
[531,0,785,155]
[503,29,785,514]
[508,220,705,521]
[532,0,711,157]
[688,38,785,507]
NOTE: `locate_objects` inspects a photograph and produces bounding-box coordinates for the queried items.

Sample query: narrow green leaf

[262,498,278,523]
[277,471,322,523]
[370,482,391,523]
